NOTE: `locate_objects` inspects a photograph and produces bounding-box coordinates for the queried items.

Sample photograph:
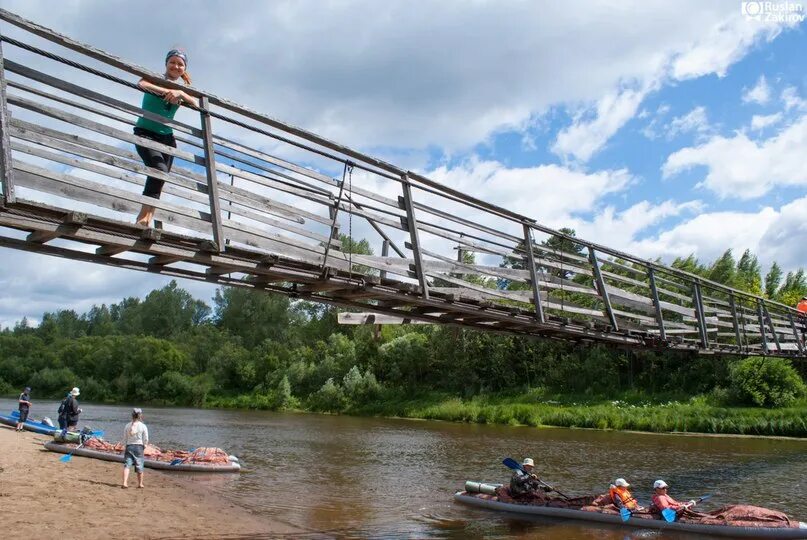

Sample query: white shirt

[123,421,149,446]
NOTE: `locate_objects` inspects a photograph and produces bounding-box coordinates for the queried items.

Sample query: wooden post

[787,312,805,355]
[198,96,224,251]
[692,282,708,348]
[523,224,545,324]
[728,293,742,351]
[400,174,429,299]
[647,268,666,341]
[760,302,781,353]
[756,300,768,354]
[0,33,15,205]
[380,239,389,280]
[589,247,617,330]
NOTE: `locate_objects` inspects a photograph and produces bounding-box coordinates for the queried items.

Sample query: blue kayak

[0,410,59,435]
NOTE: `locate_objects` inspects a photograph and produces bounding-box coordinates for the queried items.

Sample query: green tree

[213,287,290,349]
[764,262,783,299]
[735,249,762,294]
[707,249,736,287]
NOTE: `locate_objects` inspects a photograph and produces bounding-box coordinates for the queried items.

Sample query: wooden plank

[761,302,782,352]
[9,133,334,246]
[590,248,618,330]
[692,282,709,347]
[9,95,333,227]
[756,301,769,354]
[400,174,429,299]
[4,58,202,138]
[0,33,14,203]
[647,268,666,341]
[198,96,224,251]
[337,312,430,325]
[523,224,545,323]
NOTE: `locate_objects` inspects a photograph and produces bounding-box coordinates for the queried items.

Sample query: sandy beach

[0,425,300,539]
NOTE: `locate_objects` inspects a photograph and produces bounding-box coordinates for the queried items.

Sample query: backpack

[58,397,69,416]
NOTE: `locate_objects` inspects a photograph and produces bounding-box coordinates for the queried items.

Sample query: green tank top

[135,91,179,135]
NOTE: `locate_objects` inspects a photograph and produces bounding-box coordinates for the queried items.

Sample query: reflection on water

[4,398,805,539]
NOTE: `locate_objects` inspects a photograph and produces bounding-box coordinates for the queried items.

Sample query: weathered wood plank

[198,96,224,251]
[0,34,15,203]
[338,312,431,325]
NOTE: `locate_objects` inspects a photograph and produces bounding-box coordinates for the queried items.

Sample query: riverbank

[208,391,807,437]
[0,425,299,539]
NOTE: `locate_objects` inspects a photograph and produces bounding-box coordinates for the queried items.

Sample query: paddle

[170,448,196,466]
[620,507,633,522]
[661,495,712,523]
[59,441,87,463]
[502,458,571,500]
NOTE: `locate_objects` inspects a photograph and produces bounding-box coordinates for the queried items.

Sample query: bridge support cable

[199,96,224,251]
[589,247,618,331]
[523,224,546,324]
[647,268,666,341]
[400,174,429,299]
[0,31,15,204]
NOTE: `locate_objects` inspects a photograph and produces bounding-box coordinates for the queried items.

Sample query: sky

[0,0,805,328]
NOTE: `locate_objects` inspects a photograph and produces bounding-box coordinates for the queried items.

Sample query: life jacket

[797,300,807,315]
[610,485,638,510]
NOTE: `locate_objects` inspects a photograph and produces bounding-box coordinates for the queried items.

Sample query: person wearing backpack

[64,387,82,430]
[57,391,71,430]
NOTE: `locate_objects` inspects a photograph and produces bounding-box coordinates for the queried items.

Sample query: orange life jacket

[797,300,807,315]
[610,486,638,510]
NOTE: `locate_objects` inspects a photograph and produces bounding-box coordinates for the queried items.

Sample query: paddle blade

[90,430,104,438]
[620,507,632,522]
[502,458,521,471]
[662,508,677,522]
[59,453,73,463]
[169,458,183,466]
[698,495,712,503]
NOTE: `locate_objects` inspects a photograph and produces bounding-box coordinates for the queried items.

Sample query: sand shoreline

[0,426,300,539]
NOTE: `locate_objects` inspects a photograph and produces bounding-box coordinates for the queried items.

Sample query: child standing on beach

[122,408,149,489]
[15,387,31,431]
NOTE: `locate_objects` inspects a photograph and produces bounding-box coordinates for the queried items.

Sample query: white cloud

[757,196,807,270]
[629,207,780,264]
[662,115,807,199]
[552,85,650,162]
[672,18,785,80]
[781,86,807,111]
[667,106,711,140]
[750,112,783,130]
[742,75,772,104]
[0,0,796,155]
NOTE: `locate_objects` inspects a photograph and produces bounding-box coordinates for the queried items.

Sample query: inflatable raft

[43,441,242,473]
[455,490,807,539]
[0,411,58,435]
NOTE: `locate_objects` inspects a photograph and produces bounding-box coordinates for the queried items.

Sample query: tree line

[1,234,804,412]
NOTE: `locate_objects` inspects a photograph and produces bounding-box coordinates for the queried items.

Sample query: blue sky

[0,0,805,327]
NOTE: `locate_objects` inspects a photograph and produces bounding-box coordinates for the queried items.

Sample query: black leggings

[134,127,176,199]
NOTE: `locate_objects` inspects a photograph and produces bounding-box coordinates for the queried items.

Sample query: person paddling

[650,480,696,515]
[510,458,552,502]
[609,478,643,511]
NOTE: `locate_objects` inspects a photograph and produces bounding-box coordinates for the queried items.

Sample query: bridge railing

[0,8,804,357]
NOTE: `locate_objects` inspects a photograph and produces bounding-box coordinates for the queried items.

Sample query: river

[2,397,805,539]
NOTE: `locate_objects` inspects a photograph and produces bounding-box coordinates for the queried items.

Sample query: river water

[3,397,806,539]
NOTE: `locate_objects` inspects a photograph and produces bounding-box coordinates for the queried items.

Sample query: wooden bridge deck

[0,8,804,358]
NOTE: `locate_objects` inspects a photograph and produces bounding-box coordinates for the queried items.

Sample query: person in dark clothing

[57,392,71,430]
[64,387,82,430]
[509,458,552,502]
[15,387,31,431]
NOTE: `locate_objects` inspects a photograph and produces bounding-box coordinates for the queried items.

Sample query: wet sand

[0,426,300,539]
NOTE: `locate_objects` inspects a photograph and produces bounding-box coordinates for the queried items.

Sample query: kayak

[0,411,59,435]
[455,490,807,539]
[43,441,242,473]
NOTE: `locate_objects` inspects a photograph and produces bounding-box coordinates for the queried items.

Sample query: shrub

[308,378,347,412]
[275,375,299,410]
[728,357,806,408]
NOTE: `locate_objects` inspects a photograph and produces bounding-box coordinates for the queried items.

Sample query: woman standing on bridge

[133,49,198,227]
